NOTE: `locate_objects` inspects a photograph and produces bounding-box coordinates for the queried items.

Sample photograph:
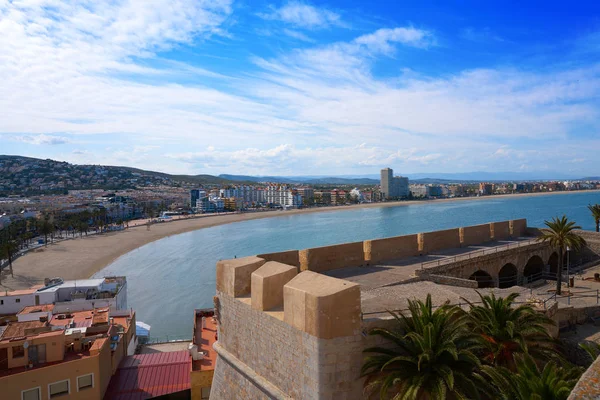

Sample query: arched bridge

[417,241,564,288]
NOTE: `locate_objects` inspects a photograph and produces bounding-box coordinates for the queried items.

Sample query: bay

[94,191,600,339]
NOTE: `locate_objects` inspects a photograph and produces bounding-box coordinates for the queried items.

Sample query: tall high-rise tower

[380,168,393,199]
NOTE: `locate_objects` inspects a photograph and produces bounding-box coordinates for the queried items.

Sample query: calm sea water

[94,191,600,338]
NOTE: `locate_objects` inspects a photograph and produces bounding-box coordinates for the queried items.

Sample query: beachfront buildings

[265,185,302,208]
[0,277,127,316]
[380,168,409,199]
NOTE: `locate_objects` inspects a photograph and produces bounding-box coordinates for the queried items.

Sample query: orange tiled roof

[18,304,54,314]
[1,320,47,340]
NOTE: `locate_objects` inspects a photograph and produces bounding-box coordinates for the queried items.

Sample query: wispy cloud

[259,1,344,29]
[0,2,599,175]
[354,27,436,52]
[15,134,70,145]
[283,28,315,42]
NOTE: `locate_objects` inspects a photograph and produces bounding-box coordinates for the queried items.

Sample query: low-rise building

[0,277,127,316]
[0,307,136,400]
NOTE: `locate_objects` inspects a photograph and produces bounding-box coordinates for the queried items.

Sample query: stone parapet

[364,234,419,265]
[492,221,511,240]
[284,271,361,339]
[216,256,266,297]
[511,218,528,237]
[257,250,300,269]
[299,241,364,272]
[460,224,492,246]
[251,262,297,311]
[420,228,461,254]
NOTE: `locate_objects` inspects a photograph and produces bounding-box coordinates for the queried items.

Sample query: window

[22,387,41,400]
[201,387,211,400]
[77,374,93,391]
[0,299,3,305]
[48,380,69,398]
[12,345,24,358]
[15,298,20,303]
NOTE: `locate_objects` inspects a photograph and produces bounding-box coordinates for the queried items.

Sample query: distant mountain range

[219,171,593,185]
[0,155,595,195]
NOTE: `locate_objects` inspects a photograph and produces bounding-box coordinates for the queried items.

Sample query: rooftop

[193,309,217,372]
[1,285,44,297]
[18,304,54,314]
[1,320,48,340]
[104,350,191,400]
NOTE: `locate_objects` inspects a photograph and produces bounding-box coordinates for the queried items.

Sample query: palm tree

[538,216,587,295]
[0,240,19,277]
[463,292,557,369]
[589,204,600,233]
[482,354,582,400]
[361,295,486,399]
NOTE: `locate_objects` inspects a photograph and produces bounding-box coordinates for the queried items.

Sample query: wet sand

[2,190,598,291]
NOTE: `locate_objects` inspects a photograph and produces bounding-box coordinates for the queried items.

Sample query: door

[0,348,7,370]
[28,344,38,365]
[37,344,46,364]
[35,295,40,306]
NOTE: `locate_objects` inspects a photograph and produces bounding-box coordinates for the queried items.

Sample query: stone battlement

[210,218,531,399]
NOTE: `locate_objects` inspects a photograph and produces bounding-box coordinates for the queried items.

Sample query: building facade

[380,168,409,199]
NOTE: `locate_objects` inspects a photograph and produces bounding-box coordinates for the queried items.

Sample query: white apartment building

[265,185,303,208]
[220,186,266,205]
[0,276,128,315]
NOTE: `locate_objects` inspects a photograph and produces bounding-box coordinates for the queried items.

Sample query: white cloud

[259,1,343,29]
[15,134,70,145]
[354,27,435,52]
[283,28,315,42]
[0,2,599,175]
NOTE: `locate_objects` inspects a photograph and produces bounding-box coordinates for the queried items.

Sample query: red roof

[104,351,191,400]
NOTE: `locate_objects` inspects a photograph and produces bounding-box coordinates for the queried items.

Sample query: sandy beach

[2,189,598,291]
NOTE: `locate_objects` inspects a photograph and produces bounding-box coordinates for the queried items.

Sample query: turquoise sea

[94,191,600,339]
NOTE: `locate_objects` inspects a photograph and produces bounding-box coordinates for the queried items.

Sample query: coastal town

[2,157,600,233]
[4,1,600,399]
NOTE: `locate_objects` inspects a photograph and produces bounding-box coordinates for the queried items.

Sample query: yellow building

[0,307,135,400]
[190,309,217,400]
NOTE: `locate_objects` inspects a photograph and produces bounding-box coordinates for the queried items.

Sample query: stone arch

[498,263,518,288]
[469,270,494,288]
[523,255,545,283]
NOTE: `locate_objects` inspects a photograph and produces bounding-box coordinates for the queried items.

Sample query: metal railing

[420,239,542,270]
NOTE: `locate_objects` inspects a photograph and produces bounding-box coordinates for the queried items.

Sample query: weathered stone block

[511,219,528,237]
[257,250,300,269]
[299,242,365,272]
[364,234,419,264]
[251,261,297,311]
[284,271,361,339]
[421,228,461,254]
[492,221,511,241]
[461,223,492,246]
[216,256,265,297]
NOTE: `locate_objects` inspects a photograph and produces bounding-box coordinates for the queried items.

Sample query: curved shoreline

[2,189,599,291]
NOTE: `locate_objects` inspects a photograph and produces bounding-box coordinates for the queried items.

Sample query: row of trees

[0,208,132,281]
[362,292,583,399]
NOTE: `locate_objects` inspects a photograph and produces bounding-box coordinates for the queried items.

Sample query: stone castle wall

[212,257,365,399]
[421,228,461,253]
[461,223,492,246]
[364,234,419,265]
[299,241,365,272]
[252,219,530,273]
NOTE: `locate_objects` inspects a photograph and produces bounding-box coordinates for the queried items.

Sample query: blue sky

[1,0,600,177]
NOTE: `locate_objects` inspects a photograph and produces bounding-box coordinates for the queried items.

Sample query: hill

[0,155,231,194]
